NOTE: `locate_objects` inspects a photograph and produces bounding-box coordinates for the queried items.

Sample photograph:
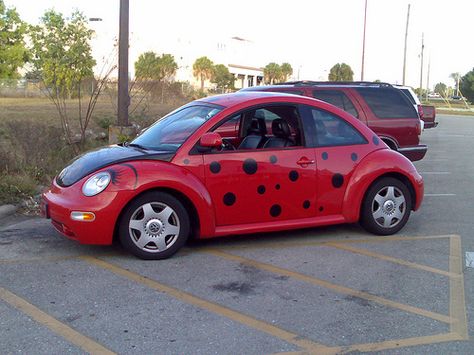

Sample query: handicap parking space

[0,224,468,354]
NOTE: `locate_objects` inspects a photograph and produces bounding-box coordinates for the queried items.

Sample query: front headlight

[82,172,111,196]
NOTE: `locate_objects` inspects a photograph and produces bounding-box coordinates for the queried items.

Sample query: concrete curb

[0,204,18,220]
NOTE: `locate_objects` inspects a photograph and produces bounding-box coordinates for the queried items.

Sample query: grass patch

[0,94,191,206]
[0,173,38,204]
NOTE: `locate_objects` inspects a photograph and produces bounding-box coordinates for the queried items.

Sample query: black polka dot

[332,173,344,188]
[351,153,358,162]
[319,206,324,212]
[223,192,236,206]
[270,204,281,217]
[243,158,258,175]
[373,136,380,145]
[210,161,221,174]
[303,200,311,209]
[289,170,299,182]
[322,152,328,160]
[275,184,281,190]
[270,155,278,164]
[183,159,190,165]
[257,185,266,194]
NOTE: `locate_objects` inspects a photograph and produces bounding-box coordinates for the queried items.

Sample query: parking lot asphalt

[1,114,473,354]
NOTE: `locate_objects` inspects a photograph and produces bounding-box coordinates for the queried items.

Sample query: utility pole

[426,56,431,100]
[419,32,424,93]
[117,0,129,126]
[361,0,368,81]
[402,4,410,85]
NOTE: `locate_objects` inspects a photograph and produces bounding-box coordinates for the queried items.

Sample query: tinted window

[310,108,367,147]
[356,88,418,118]
[401,89,416,105]
[312,90,359,118]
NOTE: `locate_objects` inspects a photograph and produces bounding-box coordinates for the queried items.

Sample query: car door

[299,105,373,216]
[202,104,318,227]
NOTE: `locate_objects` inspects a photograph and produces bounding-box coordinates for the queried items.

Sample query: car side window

[310,108,367,147]
[214,114,240,139]
[211,105,304,150]
[355,87,418,118]
[312,90,359,118]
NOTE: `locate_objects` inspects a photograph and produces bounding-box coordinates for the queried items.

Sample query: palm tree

[263,63,281,84]
[193,56,214,91]
[280,63,293,82]
[450,72,460,96]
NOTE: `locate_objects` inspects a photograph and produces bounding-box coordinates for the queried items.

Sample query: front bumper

[41,181,124,245]
[398,145,428,162]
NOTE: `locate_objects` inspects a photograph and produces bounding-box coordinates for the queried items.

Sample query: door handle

[297,157,315,167]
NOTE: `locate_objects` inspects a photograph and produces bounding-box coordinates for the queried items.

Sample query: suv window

[309,108,367,147]
[356,88,418,118]
[400,88,416,105]
[312,90,359,118]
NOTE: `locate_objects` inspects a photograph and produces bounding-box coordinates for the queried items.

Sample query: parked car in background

[395,85,438,129]
[41,92,424,260]
[241,82,427,161]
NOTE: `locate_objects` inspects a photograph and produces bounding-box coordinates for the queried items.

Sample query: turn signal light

[70,211,96,222]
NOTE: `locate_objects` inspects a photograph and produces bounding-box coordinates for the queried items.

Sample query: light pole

[419,33,424,93]
[117,0,129,127]
[361,0,368,81]
[402,4,410,85]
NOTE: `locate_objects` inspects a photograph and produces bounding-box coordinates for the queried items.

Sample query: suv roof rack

[280,81,393,88]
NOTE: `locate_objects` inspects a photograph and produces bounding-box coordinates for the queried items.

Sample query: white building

[157,36,264,90]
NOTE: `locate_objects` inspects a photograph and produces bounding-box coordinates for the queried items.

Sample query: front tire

[119,191,190,260]
[360,177,412,235]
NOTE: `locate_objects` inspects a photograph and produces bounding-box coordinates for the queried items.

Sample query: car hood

[56,145,174,187]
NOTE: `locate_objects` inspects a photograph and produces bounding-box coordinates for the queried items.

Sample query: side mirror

[200,132,223,148]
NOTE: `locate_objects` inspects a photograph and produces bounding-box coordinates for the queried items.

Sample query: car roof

[241,81,394,91]
[196,91,307,108]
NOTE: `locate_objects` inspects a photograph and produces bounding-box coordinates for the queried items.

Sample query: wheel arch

[342,149,422,223]
[357,172,417,220]
[112,187,203,245]
[380,136,398,151]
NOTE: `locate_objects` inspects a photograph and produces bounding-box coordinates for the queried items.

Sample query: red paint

[43,92,424,246]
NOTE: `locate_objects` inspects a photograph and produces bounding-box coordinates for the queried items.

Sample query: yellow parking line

[209,234,454,252]
[0,287,115,355]
[326,243,457,278]
[203,249,453,325]
[338,332,464,353]
[449,235,469,339]
[81,256,332,354]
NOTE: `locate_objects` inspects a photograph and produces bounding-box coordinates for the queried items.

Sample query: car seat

[262,119,294,148]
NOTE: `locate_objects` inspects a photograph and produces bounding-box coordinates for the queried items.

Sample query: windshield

[131,104,222,152]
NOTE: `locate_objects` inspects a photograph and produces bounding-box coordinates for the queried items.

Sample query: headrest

[247,118,267,135]
[271,119,290,138]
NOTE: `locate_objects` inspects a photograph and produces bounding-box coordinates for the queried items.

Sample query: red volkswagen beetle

[41,92,423,259]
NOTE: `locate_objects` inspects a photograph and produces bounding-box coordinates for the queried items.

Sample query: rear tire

[119,191,190,260]
[360,177,412,235]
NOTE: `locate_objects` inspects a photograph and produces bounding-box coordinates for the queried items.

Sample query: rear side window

[312,90,359,118]
[309,108,367,147]
[356,88,418,118]
[400,89,416,105]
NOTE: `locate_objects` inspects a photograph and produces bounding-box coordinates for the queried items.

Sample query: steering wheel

[221,139,236,151]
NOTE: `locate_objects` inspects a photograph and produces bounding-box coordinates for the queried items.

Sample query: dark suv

[241,81,426,161]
